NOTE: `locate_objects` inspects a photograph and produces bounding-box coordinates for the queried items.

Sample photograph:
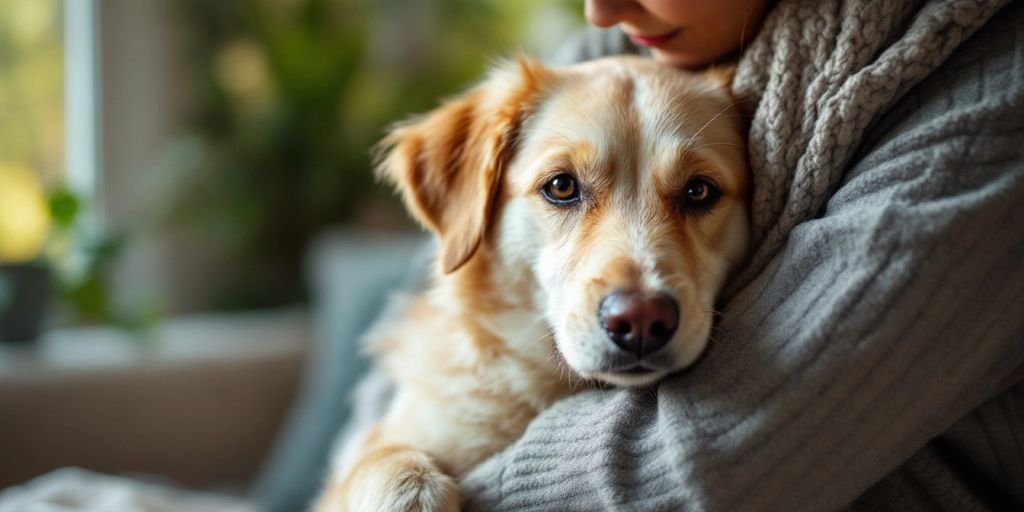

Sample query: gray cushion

[249,229,427,512]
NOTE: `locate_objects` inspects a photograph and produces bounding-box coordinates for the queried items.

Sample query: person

[579,0,773,69]
[458,0,1024,510]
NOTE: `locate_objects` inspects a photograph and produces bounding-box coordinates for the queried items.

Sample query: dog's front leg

[316,441,459,512]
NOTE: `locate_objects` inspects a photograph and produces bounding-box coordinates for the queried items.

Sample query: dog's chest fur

[364,252,576,476]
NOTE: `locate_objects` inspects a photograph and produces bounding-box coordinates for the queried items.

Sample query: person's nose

[584,0,639,28]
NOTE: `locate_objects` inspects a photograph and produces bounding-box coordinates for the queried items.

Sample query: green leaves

[169,0,581,308]
[47,187,80,231]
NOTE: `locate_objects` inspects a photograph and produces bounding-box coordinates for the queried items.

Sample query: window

[0,0,65,184]
[0,0,66,263]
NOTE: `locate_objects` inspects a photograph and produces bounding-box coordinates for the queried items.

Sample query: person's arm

[460,13,1024,512]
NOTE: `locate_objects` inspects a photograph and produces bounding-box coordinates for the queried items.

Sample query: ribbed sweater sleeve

[461,7,1024,512]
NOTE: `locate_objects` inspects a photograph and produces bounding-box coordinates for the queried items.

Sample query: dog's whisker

[686,141,738,153]
[528,348,566,381]
[682,99,746,152]
[525,332,554,349]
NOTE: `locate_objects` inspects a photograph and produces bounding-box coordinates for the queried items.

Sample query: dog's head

[378,56,749,386]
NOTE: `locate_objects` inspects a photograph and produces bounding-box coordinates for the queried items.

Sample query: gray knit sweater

[460,1,1024,510]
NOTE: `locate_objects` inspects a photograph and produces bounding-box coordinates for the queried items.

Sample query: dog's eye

[680,177,721,213]
[541,173,581,204]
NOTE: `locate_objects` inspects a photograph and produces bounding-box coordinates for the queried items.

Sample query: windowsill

[0,307,312,489]
[0,307,311,379]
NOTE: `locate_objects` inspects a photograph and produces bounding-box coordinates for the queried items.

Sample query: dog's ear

[705,64,754,125]
[377,57,549,274]
[704,64,736,89]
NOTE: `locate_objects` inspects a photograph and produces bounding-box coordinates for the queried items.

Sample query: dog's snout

[598,291,679,357]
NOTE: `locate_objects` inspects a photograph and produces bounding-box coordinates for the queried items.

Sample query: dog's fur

[315,56,750,512]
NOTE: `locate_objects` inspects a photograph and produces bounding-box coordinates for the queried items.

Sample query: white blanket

[0,468,257,512]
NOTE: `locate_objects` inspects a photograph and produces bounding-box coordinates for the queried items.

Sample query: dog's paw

[318,448,460,512]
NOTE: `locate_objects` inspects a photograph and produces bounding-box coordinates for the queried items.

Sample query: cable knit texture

[730,0,1008,291]
[459,1,1024,510]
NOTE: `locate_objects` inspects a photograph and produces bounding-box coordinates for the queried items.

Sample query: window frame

[64,0,102,230]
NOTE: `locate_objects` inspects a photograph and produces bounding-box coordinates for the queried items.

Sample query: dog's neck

[430,242,569,384]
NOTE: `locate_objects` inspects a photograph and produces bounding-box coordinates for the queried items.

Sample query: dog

[314,55,750,512]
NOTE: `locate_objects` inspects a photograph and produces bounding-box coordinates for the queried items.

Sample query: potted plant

[0,162,53,342]
[0,160,139,342]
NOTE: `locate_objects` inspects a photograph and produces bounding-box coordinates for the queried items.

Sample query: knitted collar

[729,0,1007,295]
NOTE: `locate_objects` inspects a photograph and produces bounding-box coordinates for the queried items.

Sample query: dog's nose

[599,291,679,357]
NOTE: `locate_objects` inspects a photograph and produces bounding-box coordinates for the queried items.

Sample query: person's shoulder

[548,26,650,66]
[856,1,1023,159]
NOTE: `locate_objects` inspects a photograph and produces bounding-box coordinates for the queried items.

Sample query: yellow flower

[0,162,51,263]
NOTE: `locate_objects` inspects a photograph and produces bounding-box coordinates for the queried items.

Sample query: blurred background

[0,0,583,510]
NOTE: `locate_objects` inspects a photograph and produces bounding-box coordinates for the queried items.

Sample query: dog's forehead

[513,63,743,191]
[584,64,725,127]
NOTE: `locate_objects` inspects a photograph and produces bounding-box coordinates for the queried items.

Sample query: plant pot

[0,263,51,343]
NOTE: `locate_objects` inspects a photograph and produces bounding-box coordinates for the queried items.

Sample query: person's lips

[626,29,681,48]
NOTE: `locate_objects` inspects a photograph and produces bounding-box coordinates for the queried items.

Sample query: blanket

[0,468,255,512]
